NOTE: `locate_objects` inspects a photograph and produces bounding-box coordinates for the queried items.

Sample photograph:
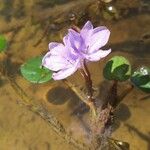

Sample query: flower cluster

[42,21,111,80]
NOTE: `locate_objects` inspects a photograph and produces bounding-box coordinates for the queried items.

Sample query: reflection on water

[0,0,150,150]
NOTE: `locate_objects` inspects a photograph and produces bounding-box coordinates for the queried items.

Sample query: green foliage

[131,66,150,93]
[20,56,52,83]
[103,56,131,81]
[0,35,7,52]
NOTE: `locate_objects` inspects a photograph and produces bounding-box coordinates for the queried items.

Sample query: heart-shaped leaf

[0,35,7,52]
[103,56,131,81]
[20,56,52,83]
[131,66,150,93]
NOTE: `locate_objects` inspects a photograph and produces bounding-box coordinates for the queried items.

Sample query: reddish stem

[80,60,94,101]
[109,80,118,107]
[80,60,97,116]
[71,25,81,32]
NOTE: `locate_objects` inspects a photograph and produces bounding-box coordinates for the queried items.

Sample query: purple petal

[42,43,75,71]
[81,21,93,31]
[80,21,93,46]
[52,60,79,80]
[48,43,66,55]
[49,42,61,50]
[48,42,77,60]
[89,27,110,53]
[68,29,82,51]
[92,26,107,33]
[85,49,111,61]
[42,51,72,71]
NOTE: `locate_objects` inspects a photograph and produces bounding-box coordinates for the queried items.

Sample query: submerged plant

[40,21,149,148]
[1,20,149,150]
[19,21,150,149]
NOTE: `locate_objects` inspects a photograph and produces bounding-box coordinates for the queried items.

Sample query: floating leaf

[103,56,131,81]
[20,56,52,83]
[131,66,150,93]
[0,35,7,52]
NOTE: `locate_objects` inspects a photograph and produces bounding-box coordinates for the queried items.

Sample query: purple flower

[42,21,111,80]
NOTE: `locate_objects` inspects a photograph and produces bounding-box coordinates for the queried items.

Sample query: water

[0,0,150,150]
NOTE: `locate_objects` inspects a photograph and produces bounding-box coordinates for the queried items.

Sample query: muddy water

[0,0,150,150]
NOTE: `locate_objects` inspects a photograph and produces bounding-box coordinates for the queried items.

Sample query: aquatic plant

[20,21,149,149]
[0,20,149,149]
[23,21,150,149]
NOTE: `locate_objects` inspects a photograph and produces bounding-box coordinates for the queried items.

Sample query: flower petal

[89,27,110,53]
[85,49,111,61]
[63,34,70,46]
[48,42,61,50]
[48,42,67,56]
[80,21,93,46]
[81,21,93,31]
[42,52,72,71]
[42,43,76,71]
[68,29,83,51]
[52,60,79,80]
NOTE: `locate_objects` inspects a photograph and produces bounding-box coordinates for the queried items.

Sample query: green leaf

[0,35,7,52]
[103,56,131,81]
[131,66,150,93]
[20,56,52,83]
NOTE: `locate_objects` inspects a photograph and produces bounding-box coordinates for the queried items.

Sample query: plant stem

[71,25,81,32]
[62,79,87,103]
[63,79,96,116]
[110,81,134,107]
[80,60,97,117]
[117,84,134,105]
[108,80,118,107]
